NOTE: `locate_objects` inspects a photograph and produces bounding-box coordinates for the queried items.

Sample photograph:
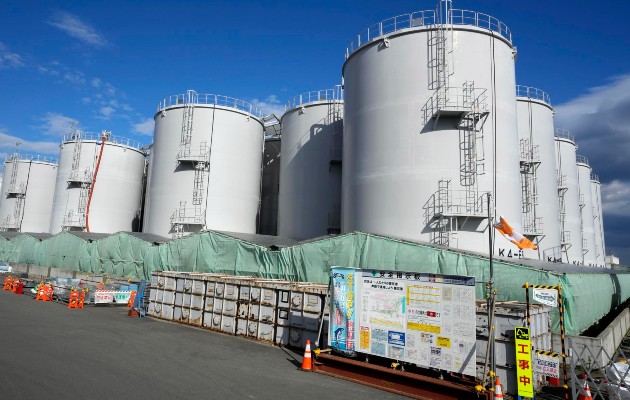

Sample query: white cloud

[132,118,154,136]
[602,180,630,217]
[63,71,86,85]
[99,106,115,119]
[37,112,79,137]
[555,74,630,186]
[48,11,109,48]
[91,77,102,88]
[0,42,24,69]
[250,95,285,116]
[0,129,60,156]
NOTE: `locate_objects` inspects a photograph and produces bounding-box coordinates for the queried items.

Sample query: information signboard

[329,267,477,376]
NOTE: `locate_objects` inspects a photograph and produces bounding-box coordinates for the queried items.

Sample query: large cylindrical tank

[554,130,583,264]
[0,154,57,232]
[278,88,343,240]
[576,156,596,266]
[342,9,522,256]
[258,135,281,236]
[590,173,606,267]
[49,131,146,234]
[516,86,561,261]
[144,91,264,237]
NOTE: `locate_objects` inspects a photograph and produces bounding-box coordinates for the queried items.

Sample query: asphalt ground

[0,289,401,399]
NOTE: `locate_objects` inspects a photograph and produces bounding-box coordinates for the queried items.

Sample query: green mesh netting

[1,230,628,335]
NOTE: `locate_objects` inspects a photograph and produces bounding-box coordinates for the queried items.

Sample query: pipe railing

[286,86,343,110]
[157,90,263,118]
[576,155,590,166]
[4,153,57,164]
[516,85,552,106]
[346,8,512,59]
[62,131,143,150]
[555,128,574,142]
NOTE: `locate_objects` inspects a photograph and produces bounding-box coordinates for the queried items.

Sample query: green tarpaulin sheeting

[1,230,629,335]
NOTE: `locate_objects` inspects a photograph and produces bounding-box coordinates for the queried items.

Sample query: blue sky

[1,0,630,261]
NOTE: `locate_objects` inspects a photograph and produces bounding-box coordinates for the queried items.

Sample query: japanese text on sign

[515,326,534,398]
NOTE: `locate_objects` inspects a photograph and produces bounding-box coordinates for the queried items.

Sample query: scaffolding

[423,180,488,247]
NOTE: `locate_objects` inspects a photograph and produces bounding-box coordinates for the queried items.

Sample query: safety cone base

[301,340,313,371]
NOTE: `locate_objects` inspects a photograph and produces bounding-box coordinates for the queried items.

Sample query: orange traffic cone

[35,282,48,301]
[494,377,503,399]
[301,340,313,371]
[78,290,86,309]
[68,290,80,309]
[44,284,54,302]
[578,380,593,400]
[3,276,13,291]
[11,278,19,293]
[127,290,136,307]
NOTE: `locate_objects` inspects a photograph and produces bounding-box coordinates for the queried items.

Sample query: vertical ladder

[179,90,198,159]
[428,0,453,90]
[77,182,89,214]
[192,162,206,206]
[7,154,19,193]
[71,134,83,176]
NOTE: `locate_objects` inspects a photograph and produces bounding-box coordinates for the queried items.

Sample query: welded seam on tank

[203,106,217,231]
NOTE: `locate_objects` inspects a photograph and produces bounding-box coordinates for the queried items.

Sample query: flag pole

[486,192,496,384]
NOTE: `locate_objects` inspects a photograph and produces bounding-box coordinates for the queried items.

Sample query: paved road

[0,290,400,399]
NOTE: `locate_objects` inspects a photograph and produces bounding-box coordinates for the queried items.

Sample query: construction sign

[515,326,534,398]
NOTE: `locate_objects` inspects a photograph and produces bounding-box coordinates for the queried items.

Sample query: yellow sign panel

[436,336,451,348]
[360,327,370,349]
[407,322,440,333]
[514,326,534,398]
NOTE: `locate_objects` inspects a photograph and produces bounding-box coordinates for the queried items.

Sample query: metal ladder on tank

[428,0,453,90]
[7,153,19,194]
[520,139,542,237]
[556,171,572,258]
[458,81,486,221]
[179,90,197,160]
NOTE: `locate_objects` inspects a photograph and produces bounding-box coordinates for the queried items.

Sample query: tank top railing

[157,92,263,118]
[516,85,552,106]
[286,86,343,110]
[4,153,57,164]
[555,128,574,143]
[62,131,143,150]
[346,9,512,59]
[576,155,589,166]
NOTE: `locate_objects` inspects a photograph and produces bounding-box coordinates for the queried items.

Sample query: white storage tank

[516,86,561,261]
[341,7,522,256]
[278,87,343,240]
[554,130,583,264]
[144,91,264,238]
[0,153,57,232]
[49,131,146,234]
[576,156,596,266]
[590,173,606,267]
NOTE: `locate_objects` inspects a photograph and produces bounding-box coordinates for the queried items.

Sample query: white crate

[221,316,236,334]
[276,308,290,326]
[236,318,248,336]
[149,288,157,302]
[222,300,237,317]
[175,292,184,306]
[204,297,215,312]
[260,305,274,324]
[239,285,251,302]
[248,304,260,320]
[224,283,238,300]
[161,304,174,320]
[290,292,303,310]
[237,303,249,319]
[202,312,214,329]
[190,294,203,310]
[303,293,324,313]
[162,290,175,305]
[275,325,290,346]
[249,287,262,303]
[246,321,258,338]
[260,288,276,306]
[214,283,225,298]
[210,313,222,330]
[278,290,291,308]
[174,306,188,323]
[258,322,274,343]
[191,279,205,295]
[148,302,156,316]
[189,309,203,327]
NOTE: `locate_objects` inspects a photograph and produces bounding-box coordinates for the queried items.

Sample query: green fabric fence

[1,230,629,335]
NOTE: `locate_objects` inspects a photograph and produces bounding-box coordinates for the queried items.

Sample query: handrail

[516,85,551,106]
[346,8,512,59]
[62,131,143,150]
[555,128,574,142]
[591,173,600,183]
[286,86,343,110]
[5,153,57,164]
[157,90,263,118]
[576,155,589,166]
